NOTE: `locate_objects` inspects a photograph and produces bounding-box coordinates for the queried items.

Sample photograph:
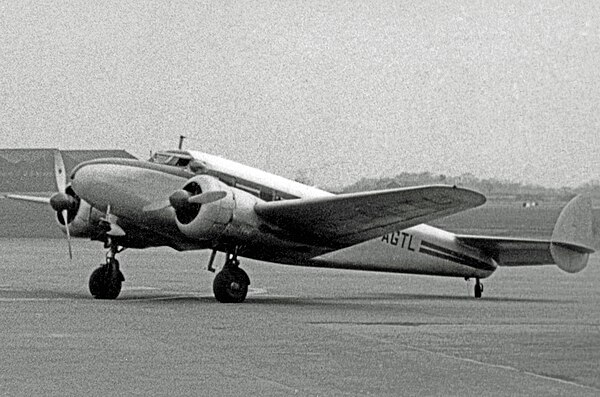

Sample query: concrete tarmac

[1,238,599,396]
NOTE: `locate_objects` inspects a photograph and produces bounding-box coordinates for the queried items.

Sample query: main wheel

[89,264,124,299]
[213,267,249,303]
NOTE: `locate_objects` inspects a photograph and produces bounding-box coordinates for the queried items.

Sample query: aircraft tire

[89,265,123,299]
[474,281,483,299]
[213,268,249,303]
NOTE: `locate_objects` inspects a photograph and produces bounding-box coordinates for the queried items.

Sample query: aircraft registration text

[381,232,418,251]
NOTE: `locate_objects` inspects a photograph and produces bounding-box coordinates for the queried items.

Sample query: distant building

[0,149,135,193]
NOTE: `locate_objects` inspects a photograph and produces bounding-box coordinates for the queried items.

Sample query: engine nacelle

[175,175,238,241]
[56,199,104,238]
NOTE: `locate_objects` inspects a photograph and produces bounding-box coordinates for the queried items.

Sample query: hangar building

[0,149,135,237]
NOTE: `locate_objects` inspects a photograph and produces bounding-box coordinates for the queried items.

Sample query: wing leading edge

[255,185,486,247]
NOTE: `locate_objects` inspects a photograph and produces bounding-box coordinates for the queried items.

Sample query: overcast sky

[1,1,598,189]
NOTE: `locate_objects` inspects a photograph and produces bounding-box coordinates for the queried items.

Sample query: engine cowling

[174,175,237,241]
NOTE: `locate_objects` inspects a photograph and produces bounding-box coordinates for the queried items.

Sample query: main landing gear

[211,250,250,303]
[89,241,125,299]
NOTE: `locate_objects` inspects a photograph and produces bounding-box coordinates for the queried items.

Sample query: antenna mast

[178,135,186,150]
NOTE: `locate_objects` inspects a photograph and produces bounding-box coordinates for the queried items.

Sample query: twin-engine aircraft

[5,149,599,303]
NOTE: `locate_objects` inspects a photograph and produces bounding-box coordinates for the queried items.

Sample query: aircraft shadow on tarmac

[1,289,569,305]
[246,293,569,305]
[341,292,568,304]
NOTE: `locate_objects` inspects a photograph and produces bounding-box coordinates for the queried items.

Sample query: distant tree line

[341,172,600,202]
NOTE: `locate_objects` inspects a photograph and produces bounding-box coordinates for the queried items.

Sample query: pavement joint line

[0,298,71,302]
[122,295,206,302]
[119,287,270,302]
[122,286,161,291]
[351,331,600,393]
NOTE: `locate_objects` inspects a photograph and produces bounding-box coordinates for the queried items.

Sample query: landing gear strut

[89,241,125,299]
[474,278,483,299]
[213,250,250,303]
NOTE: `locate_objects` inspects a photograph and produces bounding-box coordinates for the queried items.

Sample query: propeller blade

[61,210,73,260]
[53,150,67,193]
[188,191,227,205]
[54,151,74,260]
[142,190,226,212]
[142,200,171,212]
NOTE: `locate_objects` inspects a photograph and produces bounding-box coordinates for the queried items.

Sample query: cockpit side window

[149,153,172,164]
[175,157,190,167]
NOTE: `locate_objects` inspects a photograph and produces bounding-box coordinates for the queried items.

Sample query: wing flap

[256,185,485,247]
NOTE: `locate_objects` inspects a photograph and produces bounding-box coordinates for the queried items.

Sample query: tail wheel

[213,267,249,303]
[474,279,483,299]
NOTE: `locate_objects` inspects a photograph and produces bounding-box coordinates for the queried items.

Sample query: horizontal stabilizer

[457,195,598,273]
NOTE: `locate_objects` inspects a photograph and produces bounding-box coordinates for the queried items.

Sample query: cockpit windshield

[148,151,192,167]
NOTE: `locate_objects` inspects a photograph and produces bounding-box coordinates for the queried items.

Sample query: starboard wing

[255,185,486,247]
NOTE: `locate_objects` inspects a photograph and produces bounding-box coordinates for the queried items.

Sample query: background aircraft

[5,149,599,303]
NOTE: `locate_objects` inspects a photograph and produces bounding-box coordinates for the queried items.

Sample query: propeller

[143,190,227,212]
[48,150,74,260]
[188,190,227,204]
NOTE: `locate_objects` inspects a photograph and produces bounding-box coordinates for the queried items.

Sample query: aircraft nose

[71,159,149,213]
[70,161,115,207]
